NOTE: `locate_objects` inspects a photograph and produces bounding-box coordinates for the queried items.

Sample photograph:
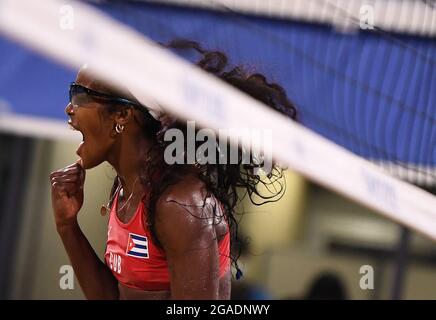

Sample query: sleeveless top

[104,191,231,291]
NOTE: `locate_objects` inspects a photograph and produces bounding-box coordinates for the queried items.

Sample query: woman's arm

[57,222,119,300]
[50,163,119,300]
[155,178,220,299]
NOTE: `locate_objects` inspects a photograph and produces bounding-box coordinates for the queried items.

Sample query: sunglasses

[69,82,142,109]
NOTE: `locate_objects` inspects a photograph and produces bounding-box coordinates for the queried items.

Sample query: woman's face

[66,67,118,169]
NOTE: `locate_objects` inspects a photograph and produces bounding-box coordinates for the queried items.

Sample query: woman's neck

[107,133,151,197]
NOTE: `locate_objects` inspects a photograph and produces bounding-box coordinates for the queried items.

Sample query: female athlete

[50,40,297,300]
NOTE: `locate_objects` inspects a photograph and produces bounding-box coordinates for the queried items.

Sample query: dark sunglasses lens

[69,85,77,102]
[69,85,89,106]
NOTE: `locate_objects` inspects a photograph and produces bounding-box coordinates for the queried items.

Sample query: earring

[115,123,124,134]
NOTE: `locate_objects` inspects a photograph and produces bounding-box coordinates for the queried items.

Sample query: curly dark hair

[108,39,297,280]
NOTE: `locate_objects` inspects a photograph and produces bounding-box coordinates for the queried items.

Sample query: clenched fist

[50,162,86,229]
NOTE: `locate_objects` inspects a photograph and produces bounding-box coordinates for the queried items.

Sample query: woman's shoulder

[158,173,208,206]
[153,174,219,249]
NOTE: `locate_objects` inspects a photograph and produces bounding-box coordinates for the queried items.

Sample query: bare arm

[57,222,119,299]
[50,163,119,300]
[155,179,220,299]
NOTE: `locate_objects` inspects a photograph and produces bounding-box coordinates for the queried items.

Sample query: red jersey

[104,191,231,291]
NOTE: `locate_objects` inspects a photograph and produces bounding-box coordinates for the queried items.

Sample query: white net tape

[1,0,436,241]
[148,0,436,36]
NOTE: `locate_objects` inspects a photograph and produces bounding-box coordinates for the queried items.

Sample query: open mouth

[68,120,85,156]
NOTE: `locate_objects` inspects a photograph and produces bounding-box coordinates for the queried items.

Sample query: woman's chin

[80,155,104,170]
[80,158,93,170]
[76,158,84,168]
[79,158,93,170]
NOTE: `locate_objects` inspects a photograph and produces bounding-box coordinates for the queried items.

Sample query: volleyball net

[0,0,436,240]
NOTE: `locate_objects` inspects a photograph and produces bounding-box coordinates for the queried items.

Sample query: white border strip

[147,0,436,37]
[1,0,436,241]
[0,113,80,141]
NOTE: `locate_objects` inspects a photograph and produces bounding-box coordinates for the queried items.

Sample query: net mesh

[93,0,436,188]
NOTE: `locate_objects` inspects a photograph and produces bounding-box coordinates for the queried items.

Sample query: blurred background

[1,0,436,299]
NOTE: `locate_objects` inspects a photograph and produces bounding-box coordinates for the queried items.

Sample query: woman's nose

[65,103,74,116]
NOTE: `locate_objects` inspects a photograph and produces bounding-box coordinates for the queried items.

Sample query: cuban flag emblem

[126,233,149,259]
